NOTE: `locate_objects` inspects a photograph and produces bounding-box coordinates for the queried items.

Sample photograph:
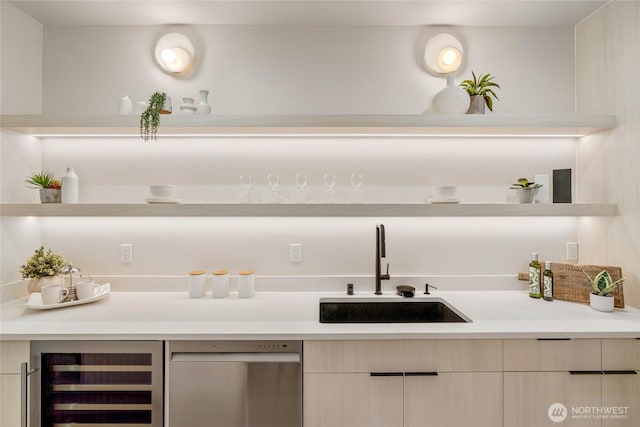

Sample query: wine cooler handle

[21,362,38,427]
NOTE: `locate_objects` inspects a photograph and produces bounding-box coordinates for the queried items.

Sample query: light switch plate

[289,243,302,263]
[566,242,578,261]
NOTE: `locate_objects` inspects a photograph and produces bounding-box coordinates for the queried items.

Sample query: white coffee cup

[76,280,96,300]
[189,270,207,298]
[238,270,255,298]
[212,270,229,298]
[41,285,69,305]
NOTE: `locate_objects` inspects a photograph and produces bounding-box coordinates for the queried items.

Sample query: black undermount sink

[319,297,472,323]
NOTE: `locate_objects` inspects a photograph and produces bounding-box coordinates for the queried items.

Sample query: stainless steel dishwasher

[166,340,302,427]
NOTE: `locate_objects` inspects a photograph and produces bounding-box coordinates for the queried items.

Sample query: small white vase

[61,167,79,204]
[180,97,197,114]
[590,293,614,312]
[432,74,470,114]
[197,89,211,114]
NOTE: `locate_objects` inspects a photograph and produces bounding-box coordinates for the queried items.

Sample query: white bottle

[118,95,132,114]
[61,167,79,204]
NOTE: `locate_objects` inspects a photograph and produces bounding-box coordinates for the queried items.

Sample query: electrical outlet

[120,244,133,263]
[289,243,302,263]
[566,242,578,261]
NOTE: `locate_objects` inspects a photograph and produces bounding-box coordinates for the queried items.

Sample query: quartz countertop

[1,290,639,340]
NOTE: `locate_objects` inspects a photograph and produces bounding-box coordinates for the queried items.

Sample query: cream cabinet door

[602,338,640,427]
[404,372,503,427]
[304,373,403,427]
[0,341,30,427]
[504,372,602,427]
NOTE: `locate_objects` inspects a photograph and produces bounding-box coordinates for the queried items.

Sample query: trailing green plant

[19,246,67,280]
[584,270,625,296]
[510,178,542,189]
[140,91,167,142]
[25,171,61,189]
[459,72,500,111]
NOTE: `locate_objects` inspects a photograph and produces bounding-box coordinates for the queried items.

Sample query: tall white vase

[432,74,470,114]
[197,89,211,114]
[61,167,79,203]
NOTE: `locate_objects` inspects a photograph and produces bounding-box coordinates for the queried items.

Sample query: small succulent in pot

[510,178,542,189]
[25,171,62,203]
[459,72,500,113]
[584,270,625,297]
[510,178,542,204]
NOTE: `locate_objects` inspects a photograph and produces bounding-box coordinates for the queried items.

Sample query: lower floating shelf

[0,203,618,217]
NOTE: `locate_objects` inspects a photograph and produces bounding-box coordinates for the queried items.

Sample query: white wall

[41,25,575,114]
[576,0,640,308]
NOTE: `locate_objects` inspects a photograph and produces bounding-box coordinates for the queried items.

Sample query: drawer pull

[405,372,438,376]
[603,370,638,375]
[537,338,571,341]
[370,372,403,377]
[569,370,603,375]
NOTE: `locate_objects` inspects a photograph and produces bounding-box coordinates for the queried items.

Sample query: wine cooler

[29,341,163,427]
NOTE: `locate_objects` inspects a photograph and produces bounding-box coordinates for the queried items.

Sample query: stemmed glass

[267,173,280,203]
[351,174,363,203]
[240,175,252,203]
[295,174,307,203]
[324,174,336,203]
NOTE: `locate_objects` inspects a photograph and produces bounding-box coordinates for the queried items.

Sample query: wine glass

[324,174,336,203]
[350,174,363,203]
[267,173,280,203]
[295,174,307,203]
[240,175,252,203]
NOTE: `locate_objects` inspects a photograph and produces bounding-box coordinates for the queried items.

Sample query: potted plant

[510,178,542,203]
[459,71,500,114]
[19,246,68,292]
[140,91,169,141]
[25,171,62,203]
[584,269,625,312]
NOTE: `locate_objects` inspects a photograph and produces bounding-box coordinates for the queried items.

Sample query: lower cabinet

[0,340,30,427]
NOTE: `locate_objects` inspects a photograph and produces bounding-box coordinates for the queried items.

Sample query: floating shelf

[0,114,616,137]
[0,203,618,218]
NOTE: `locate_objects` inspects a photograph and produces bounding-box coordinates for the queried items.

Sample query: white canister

[188,270,207,298]
[212,270,229,298]
[237,270,255,298]
[61,167,79,203]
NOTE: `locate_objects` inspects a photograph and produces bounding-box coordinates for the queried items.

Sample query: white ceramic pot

[514,187,538,203]
[590,292,614,312]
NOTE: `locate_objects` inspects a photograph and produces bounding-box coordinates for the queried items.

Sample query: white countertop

[1,290,639,340]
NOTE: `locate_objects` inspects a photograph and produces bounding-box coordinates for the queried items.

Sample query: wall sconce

[155,32,195,77]
[424,33,469,114]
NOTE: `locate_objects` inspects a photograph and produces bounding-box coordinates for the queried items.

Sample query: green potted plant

[25,171,62,203]
[584,270,625,312]
[510,178,542,203]
[19,246,68,292]
[459,71,500,114]
[140,91,169,141]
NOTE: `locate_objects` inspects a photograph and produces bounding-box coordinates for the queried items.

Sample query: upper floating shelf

[0,114,616,137]
[0,203,618,218]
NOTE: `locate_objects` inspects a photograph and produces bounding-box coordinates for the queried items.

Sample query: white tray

[24,283,110,310]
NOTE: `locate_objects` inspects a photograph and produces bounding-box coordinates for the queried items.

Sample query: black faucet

[375,223,390,295]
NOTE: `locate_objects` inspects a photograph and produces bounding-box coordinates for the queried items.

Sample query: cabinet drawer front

[404,372,503,427]
[304,339,502,373]
[303,373,403,427]
[503,339,601,371]
[602,338,640,370]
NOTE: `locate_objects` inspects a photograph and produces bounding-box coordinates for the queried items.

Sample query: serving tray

[24,283,110,310]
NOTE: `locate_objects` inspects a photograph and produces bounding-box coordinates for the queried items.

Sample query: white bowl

[149,184,177,199]
[432,185,457,198]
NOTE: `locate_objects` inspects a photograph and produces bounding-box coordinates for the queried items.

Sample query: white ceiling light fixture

[424,32,464,75]
[155,32,195,77]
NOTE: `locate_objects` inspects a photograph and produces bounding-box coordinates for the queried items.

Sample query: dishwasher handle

[171,352,301,363]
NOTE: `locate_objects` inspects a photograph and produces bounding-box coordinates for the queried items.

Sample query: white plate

[427,198,461,204]
[24,283,110,310]
[145,198,181,204]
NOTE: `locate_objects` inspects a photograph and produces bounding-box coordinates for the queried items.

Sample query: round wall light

[424,33,464,75]
[155,32,195,77]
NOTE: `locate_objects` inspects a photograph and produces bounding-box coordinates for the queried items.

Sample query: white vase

[61,167,79,203]
[590,293,614,312]
[432,74,470,114]
[180,97,197,114]
[197,89,211,114]
[118,95,132,114]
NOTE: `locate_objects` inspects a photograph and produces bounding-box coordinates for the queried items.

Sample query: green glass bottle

[529,252,542,298]
[543,261,554,301]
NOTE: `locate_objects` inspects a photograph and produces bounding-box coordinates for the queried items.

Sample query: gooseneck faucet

[375,223,390,295]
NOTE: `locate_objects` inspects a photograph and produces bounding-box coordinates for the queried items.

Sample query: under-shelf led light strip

[30,133,587,139]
